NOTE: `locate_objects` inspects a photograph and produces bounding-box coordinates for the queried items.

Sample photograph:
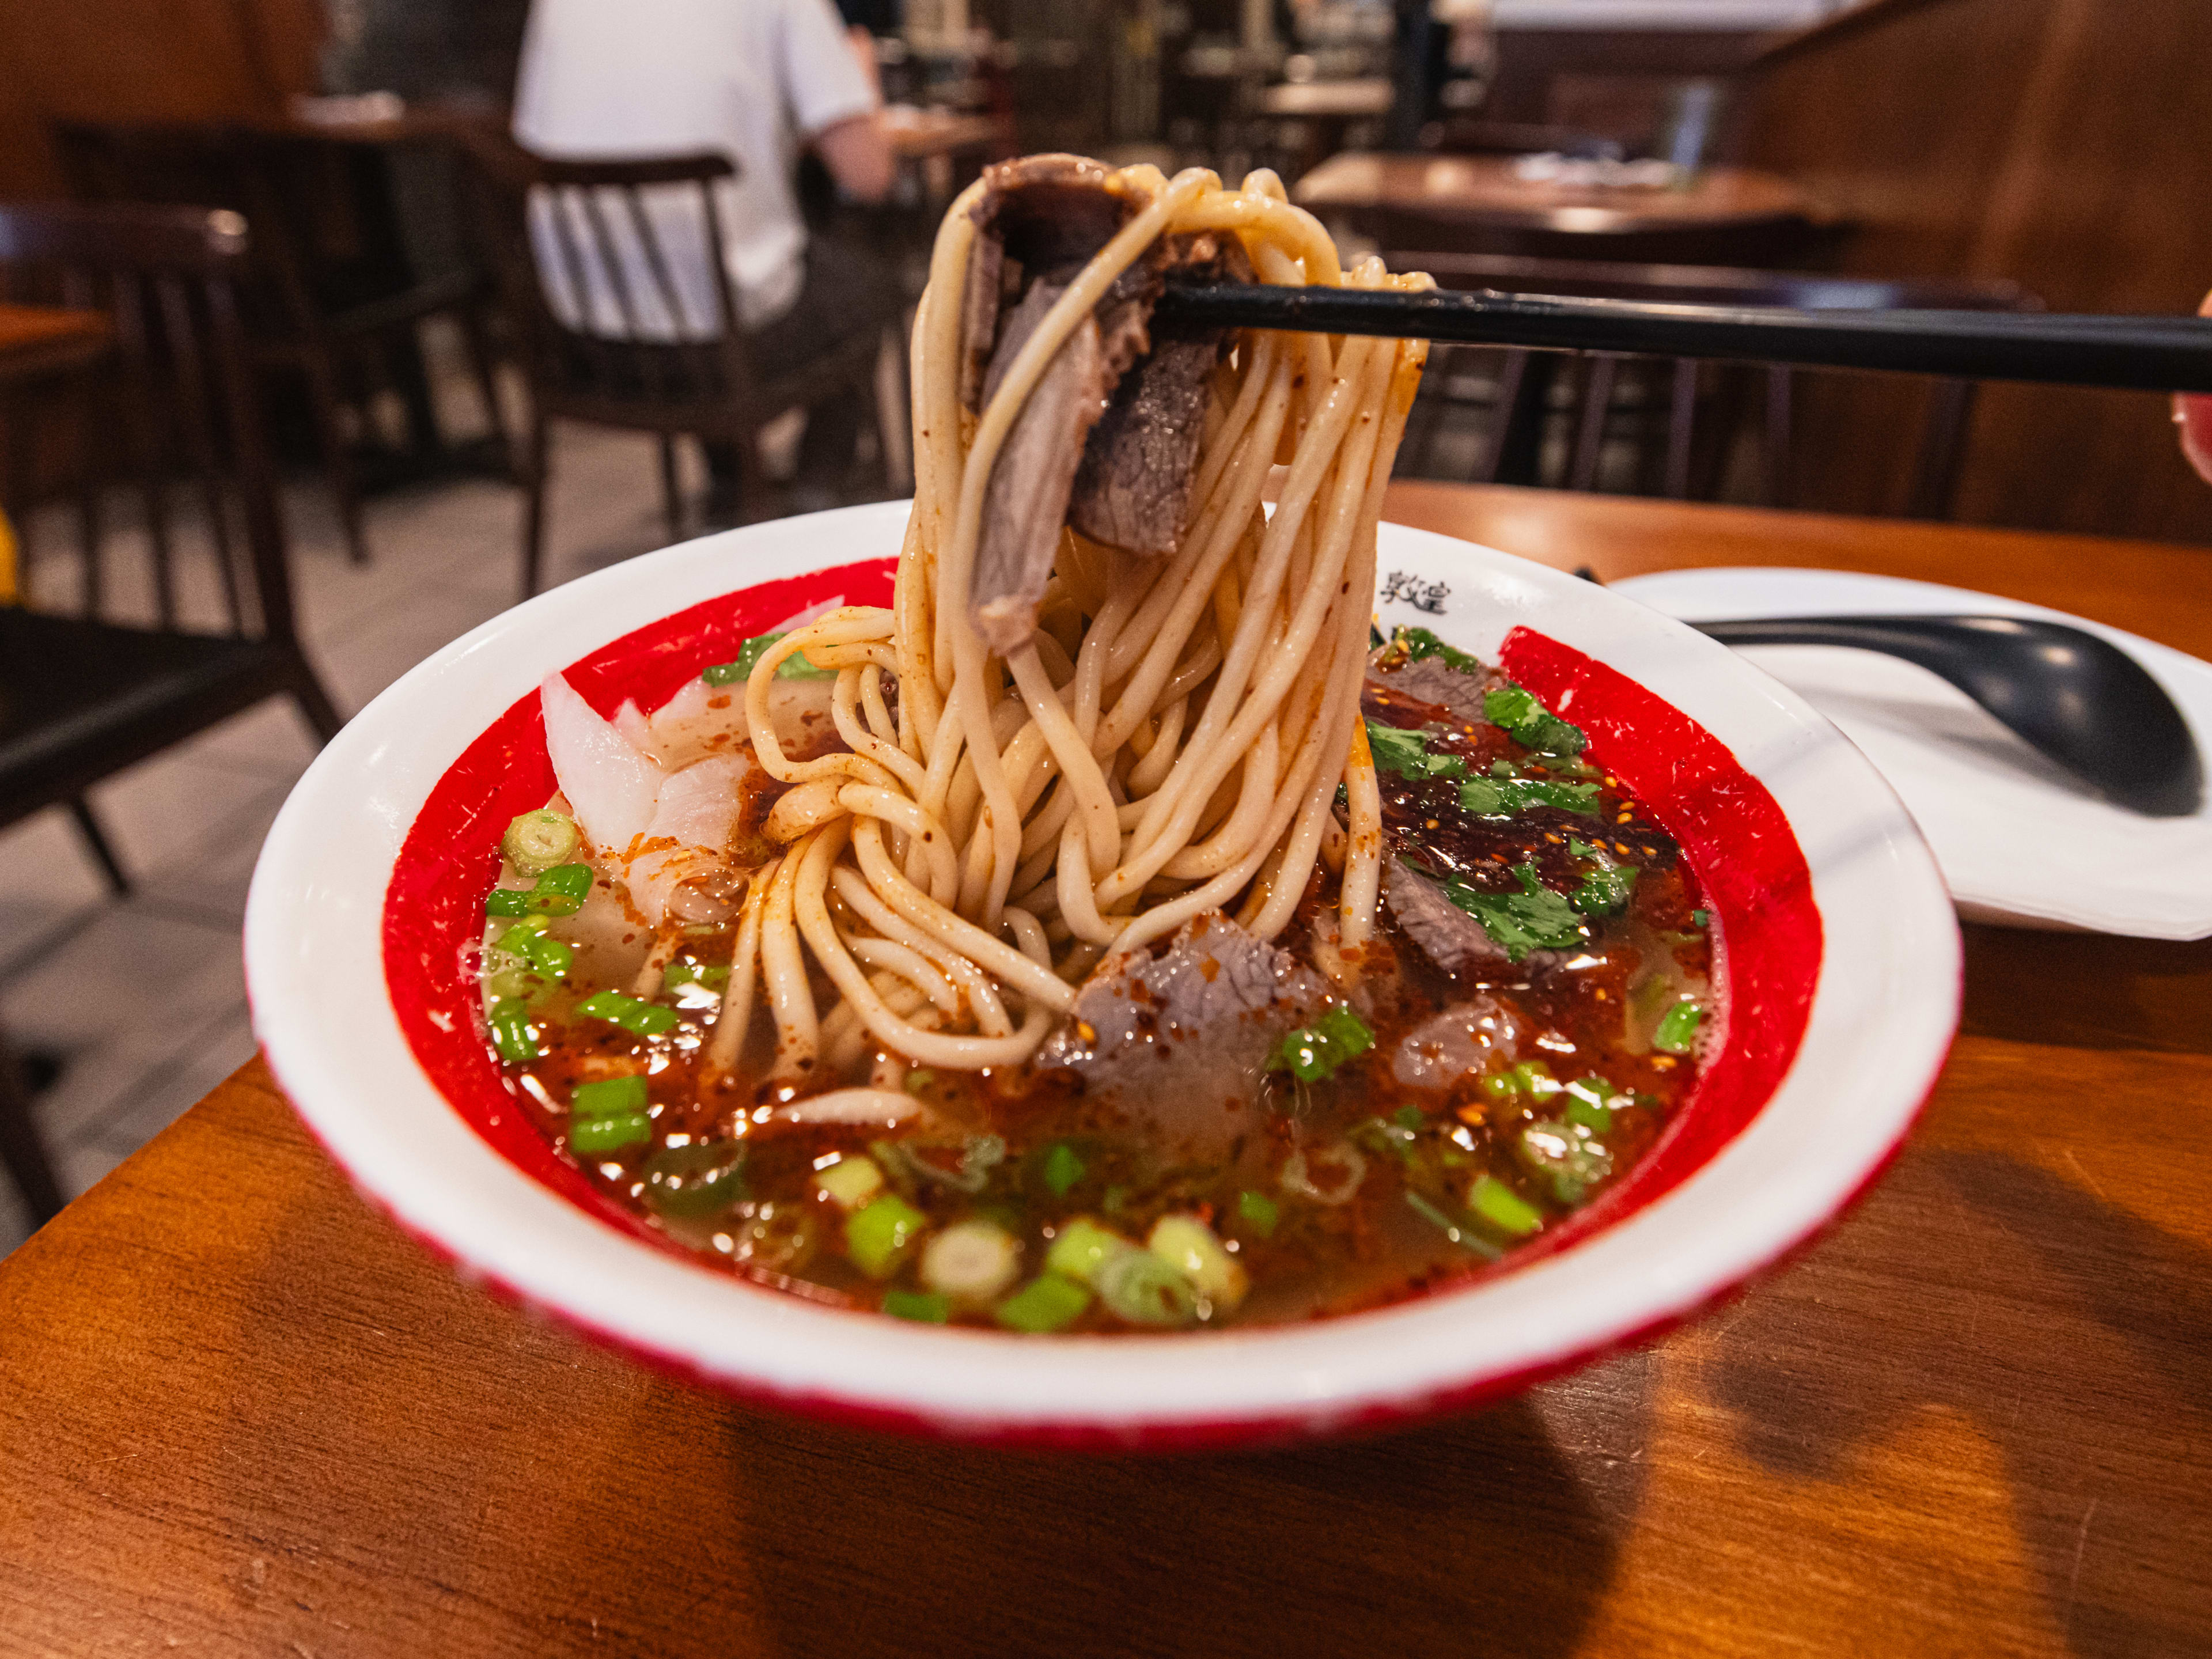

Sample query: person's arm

[2181,292,2212,485]
[781,0,894,204]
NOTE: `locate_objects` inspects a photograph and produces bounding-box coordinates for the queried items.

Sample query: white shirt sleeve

[777,0,877,138]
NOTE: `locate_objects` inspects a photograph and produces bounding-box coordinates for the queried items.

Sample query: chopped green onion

[641,1140,747,1218]
[994,1273,1091,1334]
[882,1289,952,1323]
[845,1194,928,1279]
[813,1154,885,1210]
[487,997,540,1062]
[1040,1141,1086,1197]
[1510,1060,1560,1097]
[484,965,541,1001]
[662,960,729,991]
[534,862,594,906]
[1692,908,1711,929]
[1562,1075,1616,1124]
[1393,1104,1425,1131]
[1269,1003,1375,1081]
[571,1074,647,1118]
[1654,1000,1705,1054]
[502,809,581,874]
[1096,1249,1199,1327]
[570,1113,651,1153]
[1237,1189,1279,1238]
[1405,1191,1503,1260]
[485,888,537,918]
[919,1219,1021,1302]
[1468,1175,1544,1237]
[1146,1215,1247,1312]
[1519,1119,1614,1206]
[1356,1115,1421,1164]
[575,990,680,1037]
[1045,1218,1130,1285]
[903,1068,935,1094]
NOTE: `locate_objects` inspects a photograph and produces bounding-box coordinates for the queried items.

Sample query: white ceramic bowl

[245,501,1959,1450]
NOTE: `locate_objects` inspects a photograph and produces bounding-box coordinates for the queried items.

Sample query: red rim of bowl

[350,550,1872,1447]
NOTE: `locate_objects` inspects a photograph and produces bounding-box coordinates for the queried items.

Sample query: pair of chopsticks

[1154,282,2212,393]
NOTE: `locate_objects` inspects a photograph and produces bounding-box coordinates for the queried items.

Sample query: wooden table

[881,105,1002,162]
[3,486,2209,1656]
[1293,150,1835,263]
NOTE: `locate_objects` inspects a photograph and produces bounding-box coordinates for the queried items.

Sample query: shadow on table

[1700,1145,2212,1658]
[1959,925,2212,1056]
[721,1363,1653,1659]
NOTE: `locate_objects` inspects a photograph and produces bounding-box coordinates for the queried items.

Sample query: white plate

[1613,567,2212,939]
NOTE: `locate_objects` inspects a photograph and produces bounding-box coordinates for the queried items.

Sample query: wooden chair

[0,202,343,1226]
[1390,252,2036,518]
[458,138,893,598]
[54,119,512,569]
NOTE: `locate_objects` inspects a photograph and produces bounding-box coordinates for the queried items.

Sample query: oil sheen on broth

[479,627,1714,1333]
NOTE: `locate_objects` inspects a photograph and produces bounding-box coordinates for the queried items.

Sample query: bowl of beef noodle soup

[245,158,1958,1447]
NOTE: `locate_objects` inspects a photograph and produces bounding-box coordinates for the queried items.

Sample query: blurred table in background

[0,302,112,599]
[1295,150,1835,264]
[0,484,2206,1657]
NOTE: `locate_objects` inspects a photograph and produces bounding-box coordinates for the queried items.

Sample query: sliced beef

[957,156,1251,648]
[1368,653,1510,733]
[1033,911,1329,1158]
[1385,858,1566,982]
[1067,232,1251,556]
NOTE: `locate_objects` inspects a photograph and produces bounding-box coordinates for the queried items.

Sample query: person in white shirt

[512,0,899,513]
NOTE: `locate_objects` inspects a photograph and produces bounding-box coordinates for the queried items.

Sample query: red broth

[478,636,1714,1332]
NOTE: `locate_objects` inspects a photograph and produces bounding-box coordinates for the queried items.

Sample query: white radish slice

[612,698,657,757]
[624,756,746,926]
[540,673,661,857]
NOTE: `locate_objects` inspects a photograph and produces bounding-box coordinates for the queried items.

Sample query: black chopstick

[1153,282,2212,393]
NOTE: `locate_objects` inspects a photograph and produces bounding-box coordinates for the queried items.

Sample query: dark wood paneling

[0,0,323,196]
[1738,0,2212,543]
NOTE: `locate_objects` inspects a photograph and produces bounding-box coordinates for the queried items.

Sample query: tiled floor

[0,379,894,1256]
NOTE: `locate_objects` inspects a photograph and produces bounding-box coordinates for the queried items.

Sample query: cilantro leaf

[1458,774,1600,817]
[703,631,835,686]
[1366,719,1472,785]
[1364,720,1430,779]
[1483,681,1587,757]
[1392,626,1486,675]
[1570,862,1639,916]
[1438,863,1588,961]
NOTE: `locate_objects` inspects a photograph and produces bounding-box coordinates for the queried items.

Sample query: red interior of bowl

[380,557,1820,1293]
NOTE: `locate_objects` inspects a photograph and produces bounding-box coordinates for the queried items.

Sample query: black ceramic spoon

[1686,613,2203,817]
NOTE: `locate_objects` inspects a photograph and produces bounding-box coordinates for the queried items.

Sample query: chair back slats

[457,134,768,426]
[1663,359,1699,501]
[1389,251,2039,516]
[0,203,295,643]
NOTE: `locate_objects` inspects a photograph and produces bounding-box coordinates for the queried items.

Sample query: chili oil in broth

[480,635,1715,1333]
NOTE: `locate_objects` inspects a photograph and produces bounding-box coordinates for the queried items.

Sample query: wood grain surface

[2,486,2209,1658]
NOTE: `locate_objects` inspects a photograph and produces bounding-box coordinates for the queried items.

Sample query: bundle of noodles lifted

[483,157,1719,1332]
